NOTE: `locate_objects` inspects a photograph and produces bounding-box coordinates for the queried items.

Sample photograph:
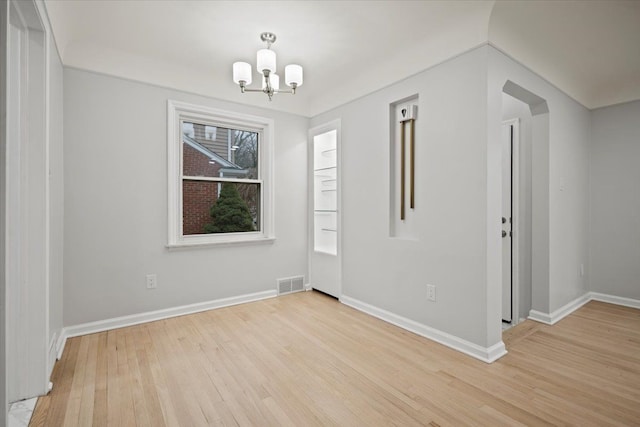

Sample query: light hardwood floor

[31,291,640,426]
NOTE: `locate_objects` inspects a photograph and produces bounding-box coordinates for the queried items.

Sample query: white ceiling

[45,0,640,117]
[490,1,640,111]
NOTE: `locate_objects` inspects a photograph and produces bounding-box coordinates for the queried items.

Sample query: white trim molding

[588,292,640,310]
[502,118,521,324]
[340,295,507,364]
[52,289,640,366]
[528,293,591,325]
[55,331,66,361]
[528,291,640,325]
[56,289,277,360]
[166,100,275,248]
[527,310,554,325]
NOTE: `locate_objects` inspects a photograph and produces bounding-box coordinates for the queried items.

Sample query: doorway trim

[6,0,52,402]
[500,79,550,330]
[502,118,520,325]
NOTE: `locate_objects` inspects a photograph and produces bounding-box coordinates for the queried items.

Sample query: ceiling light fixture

[232,32,303,101]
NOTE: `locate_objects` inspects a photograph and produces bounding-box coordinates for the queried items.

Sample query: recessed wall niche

[390,95,419,239]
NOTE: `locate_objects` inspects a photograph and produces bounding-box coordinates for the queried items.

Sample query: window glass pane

[183,180,260,235]
[230,130,259,178]
[182,121,258,180]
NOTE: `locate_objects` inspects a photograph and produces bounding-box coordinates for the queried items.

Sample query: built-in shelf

[314,166,336,172]
[313,129,338,257]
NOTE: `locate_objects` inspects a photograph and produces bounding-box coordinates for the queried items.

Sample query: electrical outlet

[146,274,157,289]
[426,284,436,302]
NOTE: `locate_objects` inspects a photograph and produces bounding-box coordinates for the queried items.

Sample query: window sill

[167,236,275,250]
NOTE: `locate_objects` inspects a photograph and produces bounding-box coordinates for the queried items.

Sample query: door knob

[501,230,507,238]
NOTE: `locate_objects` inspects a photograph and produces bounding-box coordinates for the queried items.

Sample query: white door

[309,122,341,298]
[501,123,513,322]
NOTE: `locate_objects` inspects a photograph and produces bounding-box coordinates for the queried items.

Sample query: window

[168,100,274,247]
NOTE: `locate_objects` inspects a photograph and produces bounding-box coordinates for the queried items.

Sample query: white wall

[590,101,640,299]
[488,47,591,315]
[307,43,592,354]
[63,69,309,326]
[311,46,494,349]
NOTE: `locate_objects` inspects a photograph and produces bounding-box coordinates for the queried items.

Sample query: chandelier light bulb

[232,62,252,85]
[256,49,276,75]
[285,64,303,87]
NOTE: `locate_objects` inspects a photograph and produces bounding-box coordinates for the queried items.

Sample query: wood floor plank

[32,294,640,426]
[91,332,108,427]
[76,333,98,426]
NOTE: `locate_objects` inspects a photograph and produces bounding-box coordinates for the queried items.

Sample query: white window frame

[167,100,274,247]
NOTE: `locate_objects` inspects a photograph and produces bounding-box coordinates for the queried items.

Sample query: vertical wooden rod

[400,121,405,220]
[410,118,415,209]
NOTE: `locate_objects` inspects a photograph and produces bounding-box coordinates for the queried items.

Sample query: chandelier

[232,32,303,101]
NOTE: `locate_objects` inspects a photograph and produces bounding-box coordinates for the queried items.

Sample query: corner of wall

[341,295,507,364]
[529,291,640,326]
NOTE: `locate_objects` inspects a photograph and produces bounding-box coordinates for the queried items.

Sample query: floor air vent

[277,276,305,295]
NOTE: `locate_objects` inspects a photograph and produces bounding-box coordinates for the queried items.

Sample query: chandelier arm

[239,87,295,95]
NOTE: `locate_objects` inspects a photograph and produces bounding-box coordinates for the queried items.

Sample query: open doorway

[501,81,548,331]
[500,117,520,326]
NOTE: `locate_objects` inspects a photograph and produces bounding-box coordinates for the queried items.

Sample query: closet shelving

[313,131,338,255]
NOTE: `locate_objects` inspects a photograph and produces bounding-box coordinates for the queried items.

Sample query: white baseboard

[589,292,640,309]
[53,288,639,367]
[528,293,591,325]
[527,310,553,324]
[340,295,507,364]
[56,289,277,360]
[528,291,640,325]
[56,330,67,361]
